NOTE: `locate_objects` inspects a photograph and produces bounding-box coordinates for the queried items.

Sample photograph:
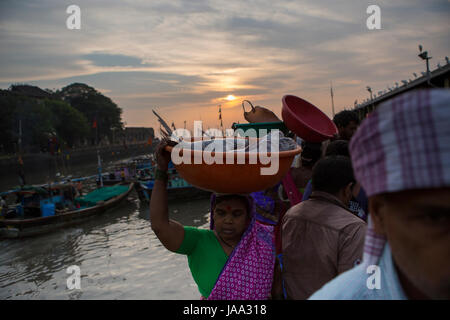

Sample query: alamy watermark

[67,5,381,31]
[168,121,281,176]
[366,265,381,290]
[366,5,381,30]
[66,265,81,290]
[66,5,81,30]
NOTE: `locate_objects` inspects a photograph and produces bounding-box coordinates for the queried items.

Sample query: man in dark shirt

[282,156,366,299]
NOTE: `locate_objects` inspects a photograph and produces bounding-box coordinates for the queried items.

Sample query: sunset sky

[1,0,449,135]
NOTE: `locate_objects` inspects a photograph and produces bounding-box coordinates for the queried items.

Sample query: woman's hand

[150,139,185,253]
[155,140,172,171]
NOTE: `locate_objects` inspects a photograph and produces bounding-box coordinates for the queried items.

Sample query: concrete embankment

[0,143,155,190]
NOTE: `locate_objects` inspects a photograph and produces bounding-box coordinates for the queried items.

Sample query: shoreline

[0,142,156,191]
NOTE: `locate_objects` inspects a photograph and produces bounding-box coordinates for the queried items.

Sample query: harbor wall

[0,142,156,189]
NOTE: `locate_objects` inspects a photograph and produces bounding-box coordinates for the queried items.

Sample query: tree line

[0,83,124,154]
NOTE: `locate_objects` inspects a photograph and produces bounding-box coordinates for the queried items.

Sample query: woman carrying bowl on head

[150,140,283,300]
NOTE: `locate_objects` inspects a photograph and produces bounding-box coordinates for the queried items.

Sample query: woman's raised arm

[150,141,185,252]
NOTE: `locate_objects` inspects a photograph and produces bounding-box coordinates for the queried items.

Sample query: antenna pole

[330,81,335,117]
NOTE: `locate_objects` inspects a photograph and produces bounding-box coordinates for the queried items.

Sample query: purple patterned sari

[207,194,275,300]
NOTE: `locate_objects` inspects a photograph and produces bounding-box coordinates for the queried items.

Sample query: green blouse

[176,226,228,298]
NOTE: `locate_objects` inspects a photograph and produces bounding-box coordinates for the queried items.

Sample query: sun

[225,95,236,101]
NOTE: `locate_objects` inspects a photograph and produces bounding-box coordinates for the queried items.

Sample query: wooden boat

[0,182,135,239]
[97,156,154,186]
[97,162,137,186]
[135,168,210,203]
[131,155,154,170]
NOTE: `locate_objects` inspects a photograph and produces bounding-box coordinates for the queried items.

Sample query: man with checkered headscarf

[309,89,450,300]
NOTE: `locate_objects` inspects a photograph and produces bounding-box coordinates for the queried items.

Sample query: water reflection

[0,195,212,300]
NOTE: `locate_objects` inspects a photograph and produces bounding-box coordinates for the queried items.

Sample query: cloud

[81,53,146,67]
[0,0,449,132]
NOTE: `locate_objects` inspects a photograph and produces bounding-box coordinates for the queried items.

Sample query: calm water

[0,195,212,300]
[0,156,213,300]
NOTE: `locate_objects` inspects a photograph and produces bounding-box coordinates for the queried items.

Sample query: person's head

[350,89,450,299]
[211,194,252,242]
[333,110,360,141]
[312,156,356,206]
[300,141,322,168]
[325,140,350,157]
[369,188,450,299]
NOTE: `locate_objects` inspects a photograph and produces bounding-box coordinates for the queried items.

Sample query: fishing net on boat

[75,185,129,207]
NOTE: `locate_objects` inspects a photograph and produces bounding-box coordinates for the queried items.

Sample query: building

[353,61,450,118]
[124,127,155,144]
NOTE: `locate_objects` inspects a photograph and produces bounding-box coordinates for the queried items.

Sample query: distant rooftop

[353,62,450,112]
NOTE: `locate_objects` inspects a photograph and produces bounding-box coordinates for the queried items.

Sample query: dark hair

[325,140,350,157]
[214,194,251,215]
[333,110,359,128]
[312,156,355,195]
[301,141,322,167]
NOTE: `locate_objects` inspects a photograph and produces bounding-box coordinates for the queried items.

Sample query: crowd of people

[149,89,450,300]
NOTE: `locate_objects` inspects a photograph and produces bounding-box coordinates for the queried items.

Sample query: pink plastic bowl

[281,95,337,142]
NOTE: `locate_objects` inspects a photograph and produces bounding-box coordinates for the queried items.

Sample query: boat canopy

[75,185,130,207]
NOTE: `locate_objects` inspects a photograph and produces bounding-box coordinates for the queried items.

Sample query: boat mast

[17,119,26,187]
[97,149,103,187]
[330,81,336,118]
[219,105,224,135]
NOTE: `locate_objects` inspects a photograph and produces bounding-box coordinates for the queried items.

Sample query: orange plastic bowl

[165,140,302,194]
[282,95,337,142]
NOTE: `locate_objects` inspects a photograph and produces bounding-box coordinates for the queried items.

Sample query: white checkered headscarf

[350,89,450,265]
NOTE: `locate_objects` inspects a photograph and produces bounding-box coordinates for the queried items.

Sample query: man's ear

[352,182,361,198]
[368,195,387,236]
[344,183,353,200]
